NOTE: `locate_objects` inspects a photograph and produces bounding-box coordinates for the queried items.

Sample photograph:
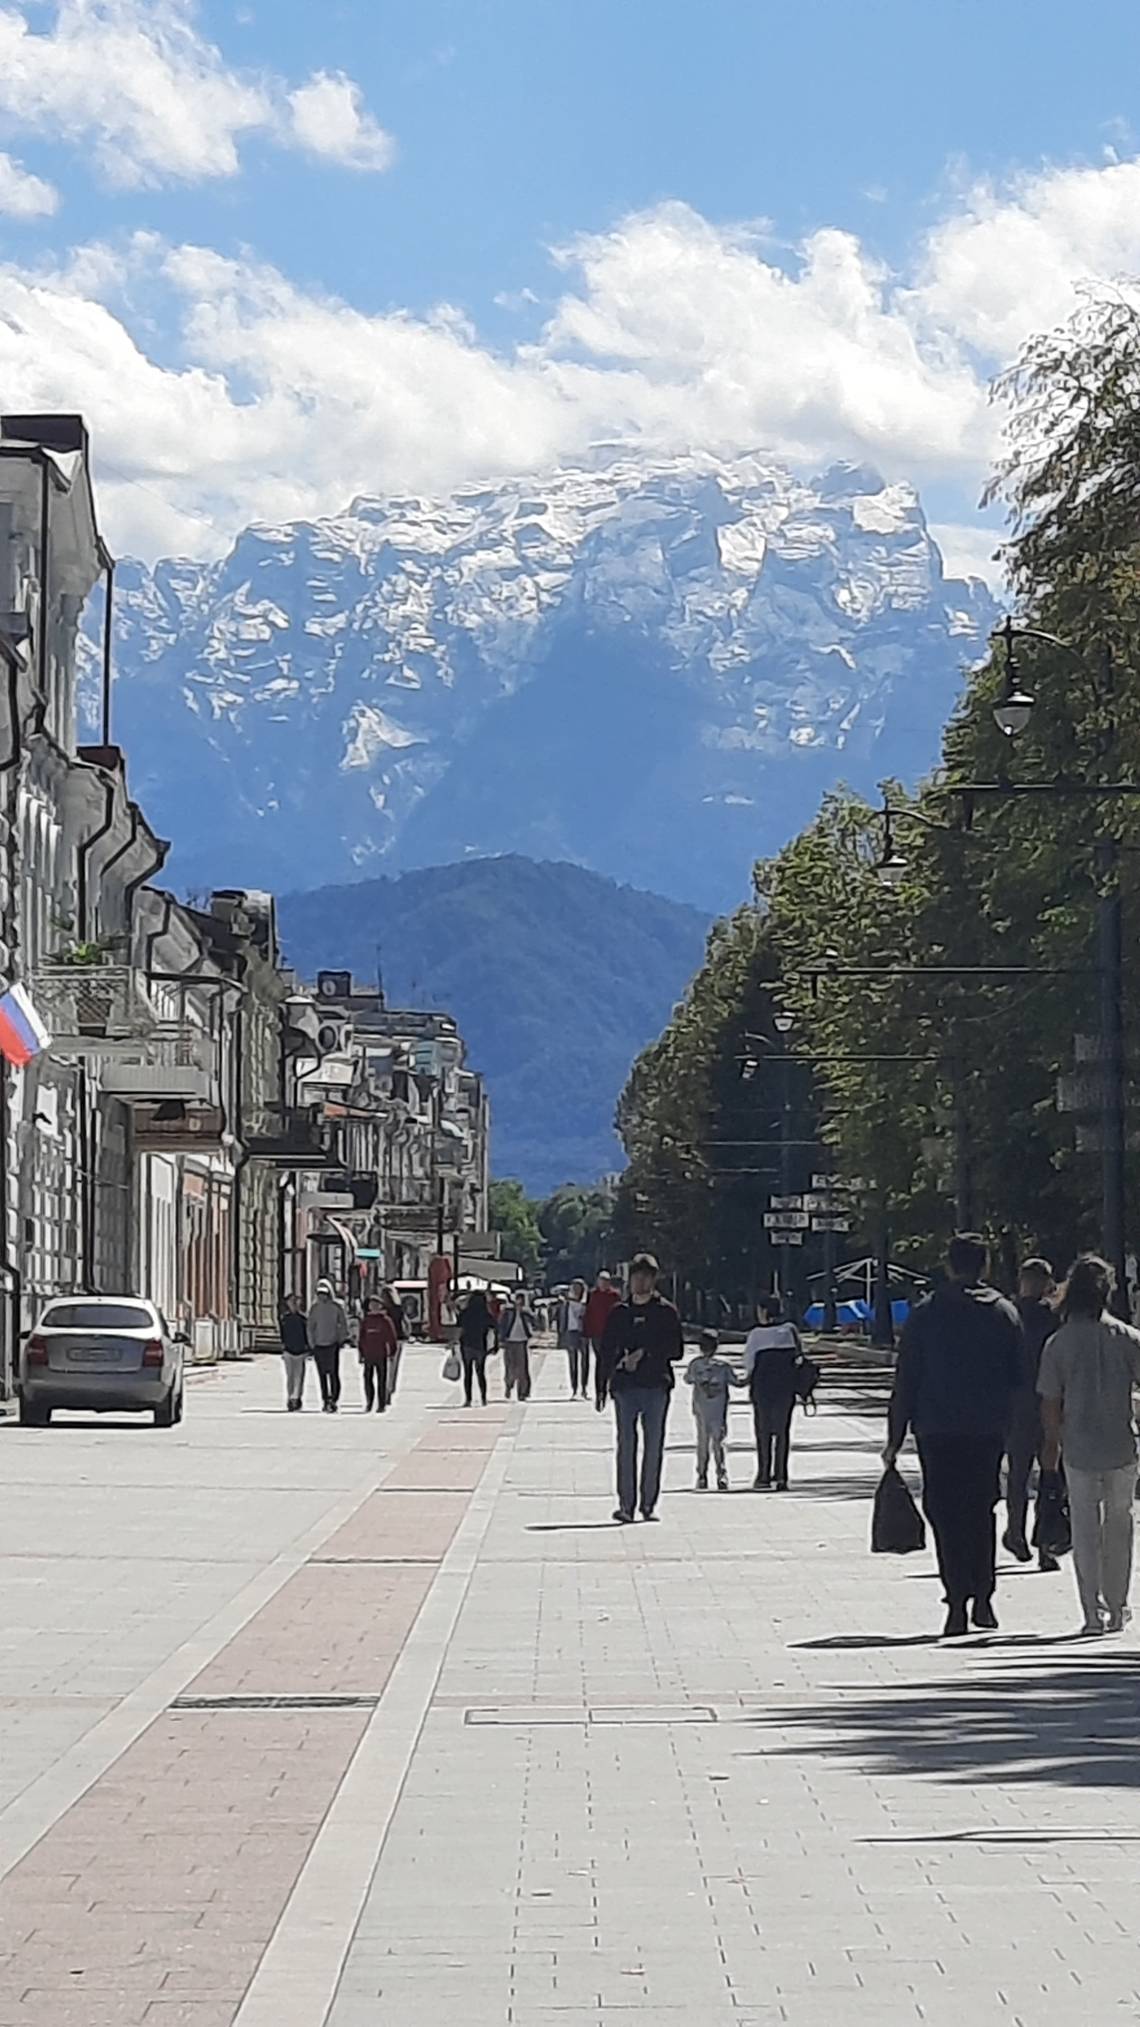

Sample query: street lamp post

[990,621,1128,1313]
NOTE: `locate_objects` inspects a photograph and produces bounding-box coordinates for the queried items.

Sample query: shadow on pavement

[793,1632,942,1651]
[749,1653,1140,1788]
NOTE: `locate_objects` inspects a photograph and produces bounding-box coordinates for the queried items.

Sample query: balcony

[98,1025,218,1103]
[33,961,158,1055]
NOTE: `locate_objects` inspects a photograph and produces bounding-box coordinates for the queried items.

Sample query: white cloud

[0,149,58,215]
[288,72,395,173]
[913,156,1140,359]
[6,148,1140,563]
[0,0,393,189]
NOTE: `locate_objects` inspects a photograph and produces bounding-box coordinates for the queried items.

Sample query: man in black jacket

[599,1254,685,1523]
[883,1234,1023,1636]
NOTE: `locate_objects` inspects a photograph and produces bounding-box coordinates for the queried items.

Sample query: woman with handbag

[458,1290,495,1407]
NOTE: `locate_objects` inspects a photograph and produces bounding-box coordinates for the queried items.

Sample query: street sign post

[811,1215,852,1233]
[770,1231,804,1247]
[764,1211,810,1230]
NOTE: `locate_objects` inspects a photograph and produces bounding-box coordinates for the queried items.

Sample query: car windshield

[41,1302,155,1331]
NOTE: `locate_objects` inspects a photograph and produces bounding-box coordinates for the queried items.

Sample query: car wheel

[18,1398,49,1426]
[154,1389,178,1428]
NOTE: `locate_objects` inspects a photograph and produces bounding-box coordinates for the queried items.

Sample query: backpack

[793,1355,821,1411]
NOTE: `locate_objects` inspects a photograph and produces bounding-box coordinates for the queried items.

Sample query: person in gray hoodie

[307,1279,350,1413]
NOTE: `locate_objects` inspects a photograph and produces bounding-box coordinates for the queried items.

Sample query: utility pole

[1099,839,1128,1315]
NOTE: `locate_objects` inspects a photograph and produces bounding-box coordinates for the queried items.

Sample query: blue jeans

[614,1384,670,1516]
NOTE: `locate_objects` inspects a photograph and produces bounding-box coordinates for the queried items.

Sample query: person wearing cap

[307,1279,350,1413]
[598,1254,685,1522]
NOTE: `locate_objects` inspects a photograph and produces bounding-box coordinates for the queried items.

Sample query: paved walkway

[0,1345,1138,2025]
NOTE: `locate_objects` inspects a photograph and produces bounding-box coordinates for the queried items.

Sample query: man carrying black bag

[883,1234,1024,1638]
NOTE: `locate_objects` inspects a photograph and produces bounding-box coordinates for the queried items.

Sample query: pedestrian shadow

[526,1521,626,1533]
[744,1653,1140,1789]
[793,1632,942,1651]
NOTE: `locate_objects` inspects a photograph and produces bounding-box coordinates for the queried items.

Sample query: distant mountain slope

[277,856,709,1193]
[86,448,997,910]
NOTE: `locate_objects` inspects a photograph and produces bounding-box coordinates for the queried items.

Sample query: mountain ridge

[83,445,998,909]
[276,854,710,1193]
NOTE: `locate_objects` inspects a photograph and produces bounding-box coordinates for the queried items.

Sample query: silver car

[19,1296,187,1427]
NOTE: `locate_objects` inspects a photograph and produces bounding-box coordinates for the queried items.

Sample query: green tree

[539,1184,616,1284]
[488,1179,543,1278]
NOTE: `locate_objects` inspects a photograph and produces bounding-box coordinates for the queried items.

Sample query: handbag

[1032,1469,1072,1557]
[794,1355,821,1411]
[441,1348,462,1383]
[871,1464,926,1554]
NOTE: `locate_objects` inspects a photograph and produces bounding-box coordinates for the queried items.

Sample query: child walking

[685,1329,733,1491]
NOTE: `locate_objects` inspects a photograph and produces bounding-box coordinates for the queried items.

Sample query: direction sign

[812,1215,852,1233]
[768,1194,804,1211]
[812,1173,842,1190]
[764,1211,810,1230]
[770,1231,804,1247]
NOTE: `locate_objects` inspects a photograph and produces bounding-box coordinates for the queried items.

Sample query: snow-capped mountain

[86,449,998,908]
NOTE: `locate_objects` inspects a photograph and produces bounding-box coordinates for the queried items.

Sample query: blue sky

[2,0,1140,569]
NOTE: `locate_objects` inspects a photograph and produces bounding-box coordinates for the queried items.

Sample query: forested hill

[277,856,709,1193]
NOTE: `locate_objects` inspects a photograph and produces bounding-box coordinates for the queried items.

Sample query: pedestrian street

[0,1344,1138,2026]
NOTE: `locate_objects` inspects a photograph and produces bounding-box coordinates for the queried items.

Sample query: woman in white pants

[1038,1254,1140,1635]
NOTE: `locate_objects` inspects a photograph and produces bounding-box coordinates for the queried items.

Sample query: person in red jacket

[583,1272,621,1408]
[358,1296,398,1412]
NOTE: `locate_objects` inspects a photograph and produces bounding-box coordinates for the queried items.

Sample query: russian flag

[0,982,51,1068]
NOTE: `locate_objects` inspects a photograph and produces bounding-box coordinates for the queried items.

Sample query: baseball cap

[630,1252,659,1275]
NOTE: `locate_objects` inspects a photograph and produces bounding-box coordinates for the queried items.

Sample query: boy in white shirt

[685,1329,734,1490]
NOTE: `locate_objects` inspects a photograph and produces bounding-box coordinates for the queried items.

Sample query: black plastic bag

[871,1465,926,1554]
[1032,1470,1072,1557]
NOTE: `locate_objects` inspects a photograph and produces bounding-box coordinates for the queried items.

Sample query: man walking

[883,1234,1023,1636]
[598,1253,684,1523]
[307,1278,350,1413]
[1038,1254,1140,1635]
[583,1270,621,1407]
[1004,1257,1059,1568]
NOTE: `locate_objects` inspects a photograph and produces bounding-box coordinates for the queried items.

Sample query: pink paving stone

[0,1416,486,2023]
[380,1448,490,1491]
[319,1488,469,1563]
[414,1415,510,1450]
[184,1564,433,1697]
[0,1711,367,2019]
[143,2009,241,2026]
[3,1999,152,2024]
